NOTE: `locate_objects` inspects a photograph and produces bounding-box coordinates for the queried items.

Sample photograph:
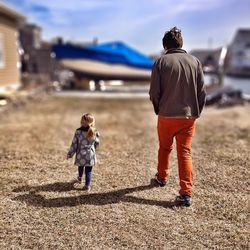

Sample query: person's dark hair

[162,27,183,50]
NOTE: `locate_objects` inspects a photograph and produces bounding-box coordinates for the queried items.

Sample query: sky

[3,0,250,54]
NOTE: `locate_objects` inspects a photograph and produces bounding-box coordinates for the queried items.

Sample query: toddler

[67,113,100,191]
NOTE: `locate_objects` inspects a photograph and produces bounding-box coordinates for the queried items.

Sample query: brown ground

[0,96,249,249]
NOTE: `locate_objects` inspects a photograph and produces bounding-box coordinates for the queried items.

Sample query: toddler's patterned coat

[68,127,100,166]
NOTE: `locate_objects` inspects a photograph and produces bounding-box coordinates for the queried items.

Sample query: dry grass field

[0,96,249,249]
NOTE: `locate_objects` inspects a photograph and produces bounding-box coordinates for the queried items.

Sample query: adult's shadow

[12,180,177,209]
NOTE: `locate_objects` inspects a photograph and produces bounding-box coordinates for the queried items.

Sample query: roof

[20,23,41,31]
[233,28,250,41]
[0,3,25,21]
[236,28,250,34]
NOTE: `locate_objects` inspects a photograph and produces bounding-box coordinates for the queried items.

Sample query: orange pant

[157,116,196,196]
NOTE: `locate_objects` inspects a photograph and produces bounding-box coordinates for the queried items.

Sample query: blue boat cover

[53,41,154,69]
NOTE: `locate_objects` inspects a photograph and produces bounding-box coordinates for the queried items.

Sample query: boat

[52,41,154,82]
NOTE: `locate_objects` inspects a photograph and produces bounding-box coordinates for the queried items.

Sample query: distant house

[225,28,250,76]
[0,3,25,92]
[190,48,222,73]
[19,23,56,85]
[19,23,56,86]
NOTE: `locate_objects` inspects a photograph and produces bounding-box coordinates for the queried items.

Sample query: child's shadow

[13,181,77,193]
[12,180,177,209]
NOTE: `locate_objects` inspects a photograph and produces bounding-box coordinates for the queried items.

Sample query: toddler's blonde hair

[81,113,96,139]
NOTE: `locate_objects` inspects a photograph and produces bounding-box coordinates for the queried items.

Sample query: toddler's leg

[78,166,84,179]
[85,166,93,188]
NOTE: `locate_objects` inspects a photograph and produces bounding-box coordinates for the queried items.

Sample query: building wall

[0,16,20,89]
[229,43,250,68]
[225,29,250,76]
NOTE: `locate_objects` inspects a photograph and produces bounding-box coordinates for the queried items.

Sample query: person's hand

[66,155,70,160]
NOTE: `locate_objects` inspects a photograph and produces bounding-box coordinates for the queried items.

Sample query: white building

[226,28,250,76]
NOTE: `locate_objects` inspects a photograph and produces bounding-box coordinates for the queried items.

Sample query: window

[0,33,5,68]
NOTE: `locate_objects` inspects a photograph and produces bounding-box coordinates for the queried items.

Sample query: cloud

[5,0,250,53]
[16,0,117,11]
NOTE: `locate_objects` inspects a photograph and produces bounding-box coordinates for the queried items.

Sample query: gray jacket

[149,48,206,117]
[67,127,100,166]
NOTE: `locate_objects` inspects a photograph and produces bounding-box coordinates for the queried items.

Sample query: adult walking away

[149,27,206,206]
